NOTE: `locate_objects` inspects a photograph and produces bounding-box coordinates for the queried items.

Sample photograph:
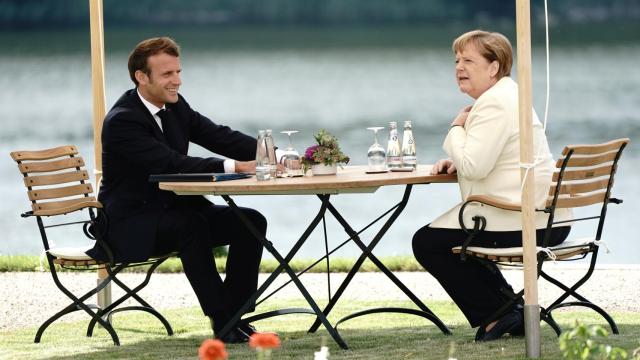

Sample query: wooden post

[516,0,541,357]
[89,0,110,307]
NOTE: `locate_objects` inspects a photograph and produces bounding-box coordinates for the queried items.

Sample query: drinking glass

[280,130,303,177]
[366,127,387,172]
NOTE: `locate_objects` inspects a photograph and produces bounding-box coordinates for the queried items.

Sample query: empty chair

[10,145,174,345]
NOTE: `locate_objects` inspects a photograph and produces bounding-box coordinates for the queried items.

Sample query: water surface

[1,29,638,263]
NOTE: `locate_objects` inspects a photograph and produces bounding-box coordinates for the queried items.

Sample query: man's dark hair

[128,37,180,86]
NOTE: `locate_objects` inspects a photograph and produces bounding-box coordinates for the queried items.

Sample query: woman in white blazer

[412,30,572,342]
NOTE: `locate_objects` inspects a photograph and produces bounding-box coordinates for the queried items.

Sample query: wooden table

[160,165,456,349]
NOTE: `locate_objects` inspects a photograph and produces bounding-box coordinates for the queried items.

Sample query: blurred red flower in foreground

[199,339,228,360]
[249,332,281,350]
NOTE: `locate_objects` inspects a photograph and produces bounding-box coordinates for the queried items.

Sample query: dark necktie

[156,109,169,133]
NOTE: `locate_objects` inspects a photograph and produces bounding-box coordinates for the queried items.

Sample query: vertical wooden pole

[89,0,111,307]
[516,0,540,357]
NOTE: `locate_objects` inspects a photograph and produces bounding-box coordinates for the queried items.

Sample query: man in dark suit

[86,37,269,343]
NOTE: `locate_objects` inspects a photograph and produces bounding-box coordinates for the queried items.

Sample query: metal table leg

[308,185,451,335]
[218,195,349,349]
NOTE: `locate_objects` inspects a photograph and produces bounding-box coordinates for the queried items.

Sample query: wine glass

[366,127,387,172]
[280,130,303,177]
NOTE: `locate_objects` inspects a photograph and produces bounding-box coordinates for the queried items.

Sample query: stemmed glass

[280,130,303,177]
[366,127,387,172]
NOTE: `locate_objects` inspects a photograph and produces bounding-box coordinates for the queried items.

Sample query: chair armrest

[456,195,520,261]
[464,195,522,211]
[86,207,116,267]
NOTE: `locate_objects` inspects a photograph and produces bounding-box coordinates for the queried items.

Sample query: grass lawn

[1,300,638,359]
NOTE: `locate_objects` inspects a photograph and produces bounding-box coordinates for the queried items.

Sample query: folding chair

[451,138,629,336]
[10,145,174,345]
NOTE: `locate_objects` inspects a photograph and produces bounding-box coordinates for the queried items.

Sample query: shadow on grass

[15,321,640,360]
[5,303,640,360]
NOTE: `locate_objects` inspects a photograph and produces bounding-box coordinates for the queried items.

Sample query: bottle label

[402,156,417,169]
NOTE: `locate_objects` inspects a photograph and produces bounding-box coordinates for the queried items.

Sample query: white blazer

[430,77,572,231]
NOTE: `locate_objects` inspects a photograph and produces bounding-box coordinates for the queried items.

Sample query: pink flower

[305,145,319,160]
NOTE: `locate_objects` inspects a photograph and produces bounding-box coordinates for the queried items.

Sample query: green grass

[0,255,423,273]
[2,300,639,360]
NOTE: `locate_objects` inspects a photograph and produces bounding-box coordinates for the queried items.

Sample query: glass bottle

[386,121,402,169]
[264,129,278,178]
[255,130,271,180]
[401,120,417,169]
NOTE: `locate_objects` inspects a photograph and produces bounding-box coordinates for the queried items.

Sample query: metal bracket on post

[524,304,541,357]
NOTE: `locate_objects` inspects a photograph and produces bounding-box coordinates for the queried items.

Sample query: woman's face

[455,43,499,99]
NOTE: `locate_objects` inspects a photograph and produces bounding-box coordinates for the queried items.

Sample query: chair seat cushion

[451,238,595,262]
[48,245,94,260]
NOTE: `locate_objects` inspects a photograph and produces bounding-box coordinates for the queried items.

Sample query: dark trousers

[155,203,266,331]
[411,225,570,327]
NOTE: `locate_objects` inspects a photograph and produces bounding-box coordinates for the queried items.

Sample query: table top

[159,165,457,195]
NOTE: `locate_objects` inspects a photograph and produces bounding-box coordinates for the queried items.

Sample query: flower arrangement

[301,129,350,173]
[198,339,228,360]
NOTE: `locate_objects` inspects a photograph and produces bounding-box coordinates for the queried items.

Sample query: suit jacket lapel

[129,91,167,143]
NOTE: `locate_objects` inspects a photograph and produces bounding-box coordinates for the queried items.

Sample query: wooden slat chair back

[13,145,98,217]
[451,138,629,336]
[10,145,173,345]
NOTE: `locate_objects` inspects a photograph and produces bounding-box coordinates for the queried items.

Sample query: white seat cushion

[48,246,93,260]
[452,237,595,262]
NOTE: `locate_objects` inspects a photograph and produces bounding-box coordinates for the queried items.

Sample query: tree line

[1,0,638,29]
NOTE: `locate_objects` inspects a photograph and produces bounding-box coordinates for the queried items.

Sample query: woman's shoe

[475,310,523,342]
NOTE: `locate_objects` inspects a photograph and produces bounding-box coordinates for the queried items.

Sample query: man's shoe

[239,323,257,336]
[239,322,277,337]
[216,328,250,344]
[475,310,523,342]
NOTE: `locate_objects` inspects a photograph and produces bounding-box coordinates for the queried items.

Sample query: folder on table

[149,173,251,182]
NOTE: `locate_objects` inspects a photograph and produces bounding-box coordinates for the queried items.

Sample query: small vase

[310,163,337,176]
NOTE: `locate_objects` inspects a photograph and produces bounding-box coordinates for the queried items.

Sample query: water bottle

[386,121,402,169]
[264,129,278,178]
[401,120,417,169]
[255,130,271,181]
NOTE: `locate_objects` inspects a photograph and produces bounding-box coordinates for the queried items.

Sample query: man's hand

[234,160,284,175]
[431,158,457,175]
[235,160,256,174]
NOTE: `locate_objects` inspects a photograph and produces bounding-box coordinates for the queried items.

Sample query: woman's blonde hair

[452,30,513,79]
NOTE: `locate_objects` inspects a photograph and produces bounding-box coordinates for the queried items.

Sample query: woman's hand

[451,105,472,127]
[431,158,457,175]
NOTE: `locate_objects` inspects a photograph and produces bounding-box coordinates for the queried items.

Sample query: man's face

[136,53,181,108]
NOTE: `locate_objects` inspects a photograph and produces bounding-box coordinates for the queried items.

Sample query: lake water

[1,30,638,264]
